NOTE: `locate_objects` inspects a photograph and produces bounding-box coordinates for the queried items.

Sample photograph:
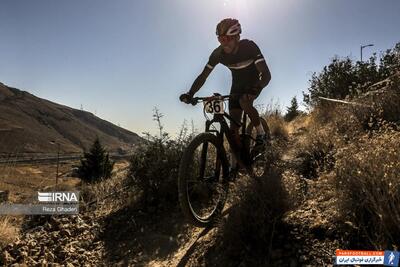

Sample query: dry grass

[264,114,289,140]
[300,77,400,248]
[286,114,310,136]
[0,161,81,203]
[309,102,338,126]
[294,126,337,179]
[0,216,19,248]
[334,130,400,249]
[259,99,289,141]
[79,161,133,216]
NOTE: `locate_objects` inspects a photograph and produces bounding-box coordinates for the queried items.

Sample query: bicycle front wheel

[178,133,229,227]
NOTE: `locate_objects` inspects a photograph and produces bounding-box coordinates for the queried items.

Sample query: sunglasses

[217,35,235,43]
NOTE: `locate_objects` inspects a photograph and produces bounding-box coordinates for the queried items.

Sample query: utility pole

[361,44,374,61]
[50,141,60,187]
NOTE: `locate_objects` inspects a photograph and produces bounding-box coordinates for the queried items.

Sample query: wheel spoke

[185,141,225,220]
[178,133,229,226]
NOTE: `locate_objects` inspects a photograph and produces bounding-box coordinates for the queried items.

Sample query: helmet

[216,18,241,36]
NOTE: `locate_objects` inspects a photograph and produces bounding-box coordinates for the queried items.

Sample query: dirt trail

[147,180,246,267]
[139,127,343,266]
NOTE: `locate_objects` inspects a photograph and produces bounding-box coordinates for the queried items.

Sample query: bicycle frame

[200,111,252,175]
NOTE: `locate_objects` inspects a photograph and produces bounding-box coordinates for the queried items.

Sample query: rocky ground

[1,127,349,266]
[1,214,103,266]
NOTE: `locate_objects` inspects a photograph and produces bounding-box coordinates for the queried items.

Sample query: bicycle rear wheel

[246,117,272,179]
[178,133,229,227]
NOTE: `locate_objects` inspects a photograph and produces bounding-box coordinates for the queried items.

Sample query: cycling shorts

[229,86,262,110]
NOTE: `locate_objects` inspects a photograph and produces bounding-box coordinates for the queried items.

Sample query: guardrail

[0,154,133,165]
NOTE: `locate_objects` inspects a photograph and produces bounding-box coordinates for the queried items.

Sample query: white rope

[318,96,372,107]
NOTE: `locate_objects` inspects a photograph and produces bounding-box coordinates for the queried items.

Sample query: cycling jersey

[206,39,265,96]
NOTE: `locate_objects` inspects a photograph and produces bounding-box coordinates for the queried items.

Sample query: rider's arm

[254,59,271,89]
[188,67,213,96]
[188,48,220,96]
[249,41,271,91]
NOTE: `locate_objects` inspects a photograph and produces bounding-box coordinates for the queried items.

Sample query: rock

[30,248,40,256]
[299,255,308,263]
[44,222,52,230]
[51,232,59,238]
[46,251,55,261]
[0,190,9,202]
[1,250,15,263]
[79,240,90,248]
[325,227,336,238]
[20,250,28,259]
[27,257,38,265]
[61,229,72,237]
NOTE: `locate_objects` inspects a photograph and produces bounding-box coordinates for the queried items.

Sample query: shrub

[309,102,338,126]
[78,164,135,215]
[331,105,365,140]
[295,128,336,179]
[330,76,400,138]
[127,108,192,207]
[335,130,400,249]
[77,137,114,183]
[370,76,400,126]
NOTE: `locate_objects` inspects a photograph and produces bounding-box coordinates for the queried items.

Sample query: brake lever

[190,98,198,106]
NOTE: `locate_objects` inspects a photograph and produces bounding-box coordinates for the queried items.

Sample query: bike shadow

[176,164,305,267]
[175,207,234,267]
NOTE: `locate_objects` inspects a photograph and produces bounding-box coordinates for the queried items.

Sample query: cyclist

[180,18,271,158]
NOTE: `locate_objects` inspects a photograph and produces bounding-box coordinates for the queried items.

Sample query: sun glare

[221,0,250,21]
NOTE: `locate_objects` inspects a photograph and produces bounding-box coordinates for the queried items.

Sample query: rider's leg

[239,94,268,154]
[239,94,264,135]
[228,95,243,168]
[228,108,243,167]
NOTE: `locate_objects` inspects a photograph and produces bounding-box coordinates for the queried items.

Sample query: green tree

[303,57,357,107]
[303,42,400,108]
[285,96,300,121]
[378,43,400,78]
[78,137,114,183]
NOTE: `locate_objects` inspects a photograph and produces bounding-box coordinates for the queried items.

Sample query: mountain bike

[178,93,271,227]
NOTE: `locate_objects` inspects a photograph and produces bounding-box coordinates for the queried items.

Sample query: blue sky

[0,0,399,136]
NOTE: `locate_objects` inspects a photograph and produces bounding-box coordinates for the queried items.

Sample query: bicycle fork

[198,122,223,181]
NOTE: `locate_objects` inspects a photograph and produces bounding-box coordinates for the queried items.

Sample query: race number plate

[203,100,224,114]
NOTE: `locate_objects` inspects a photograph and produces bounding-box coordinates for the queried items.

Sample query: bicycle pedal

[251,151,265,160]
[228,168,238,181]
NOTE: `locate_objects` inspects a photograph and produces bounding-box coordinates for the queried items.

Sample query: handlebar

[189,94,230,105]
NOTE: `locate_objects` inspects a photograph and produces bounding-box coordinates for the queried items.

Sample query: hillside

[0,82,141,156]
[1,65,399,265]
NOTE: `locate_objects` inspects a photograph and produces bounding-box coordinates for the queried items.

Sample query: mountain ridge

[0,82,141,155]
